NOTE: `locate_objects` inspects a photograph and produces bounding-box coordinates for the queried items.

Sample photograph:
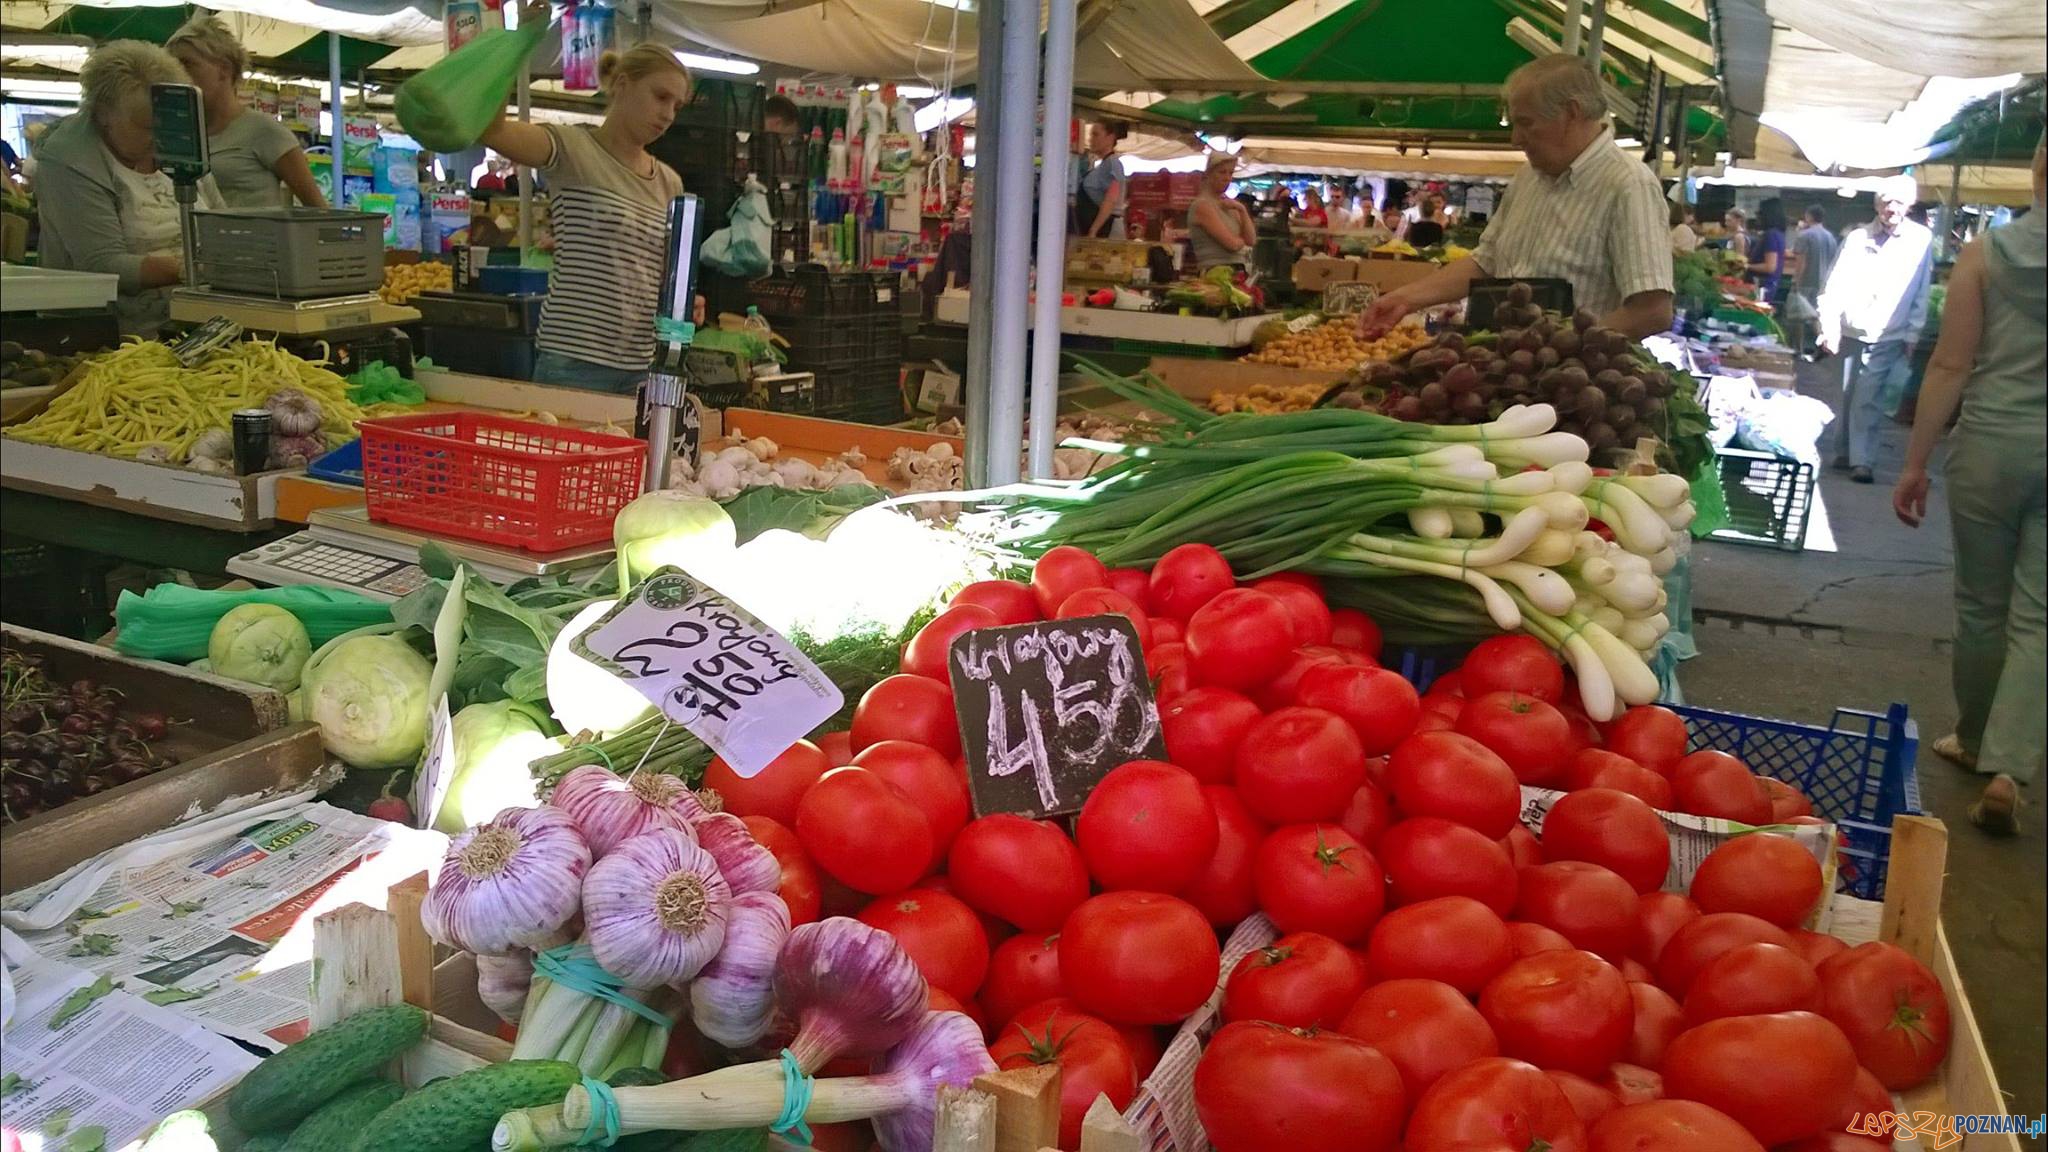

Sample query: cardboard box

[1293,256,1359,293]
[1353,257,1441,293]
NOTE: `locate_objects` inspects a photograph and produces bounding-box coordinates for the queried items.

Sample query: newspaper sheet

[3,802,445,1052]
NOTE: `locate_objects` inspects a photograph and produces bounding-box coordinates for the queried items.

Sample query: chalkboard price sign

[948,615,1167,819]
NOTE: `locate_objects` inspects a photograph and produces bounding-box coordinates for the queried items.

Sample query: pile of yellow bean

[4,339,380,461]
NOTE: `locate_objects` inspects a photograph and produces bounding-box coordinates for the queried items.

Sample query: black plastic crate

[675,78,765,132]
[420,326,537,381]
[1711,447,1815,551]
[779,316,867,371]
[750,266,877,320]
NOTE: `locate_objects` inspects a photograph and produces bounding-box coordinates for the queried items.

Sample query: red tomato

[1158,686,1262,784]
[1153,661,1193,705]
[1427,667,1466,698]
[1221,931,1366,1029]
[1339,782,1396,850]
[1668,751,1770,824]
[1122,1021,1165,1082]
[1602,706,1689,774]
[1655,912,1794,997]
[1690,832,1824,929]
[1551,1070,1621,1127]
[1030,546,1110,616]
[902,604,1001,681]
[925,985,983,1033]
[1328,607,1383,658]
[1387,730,1521,838]
[814,730,855,767]
[1623,981,1683,1069]
[1338,977,1499,1100]
[1501,825,1544,868]
[947,815,1091,931]
[1788,927,1851,969]
[850,674,960,759]
[1603,1061,1663,1105]
[1617,956,1654,983]
[989,1000,1135,1150]
[1681,942,1818,1025]
[1151,617,1184,645]
[1233,706,1367,824]
[1366,895,1513,995]
[1461,635,1567,704]
[1076,760,1218,892]
[1148,543,1235,622]
[1631,891,1700,967]
[1105,567,1151,611]
[852,740,970,856]
[1195,1022,1406,1152]
[1249,575,1334,647]
[1060,892,1220,1025]
[1759,776,1815,822]
[1587,1100,1764,1152]
[1660,1011,1859,1145]
[1563,749,1675,810]
[703,739,828,827]
[1511,920,1576,957]
[1514,861,1638,963]
[1825,1066,1896,1137]
[1814,942,1952,1090]
[1405,1057,1589,1152]
[1178,786,1267,927]
[1184,588,1297,691]
[795,767,934,894]
[1252,823,1386,942]
[740,816,823,926]
[1458,690,1575,787]
[1258,646,1346,711]
[1481,949,1633,1077]
[982,933,1064,1035]
[1056,586,1152,648]
[950,579,1040,625]
[1413,710,1457,736]
[1778,1136,1894,1152]
[1379,816,1520,917]
[1540,788,1671,895]
[857,888,990,1001]
[1558,701,1605,754]
[1293,662,1420,756]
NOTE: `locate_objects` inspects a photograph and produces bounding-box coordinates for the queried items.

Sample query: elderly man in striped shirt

[1360,55,1675,340]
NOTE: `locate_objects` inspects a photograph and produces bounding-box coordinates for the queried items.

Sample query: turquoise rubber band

[773,1049,815,1146]
[579,1077,621,1148]
[534,944,672,1028]
[579,744,617,773]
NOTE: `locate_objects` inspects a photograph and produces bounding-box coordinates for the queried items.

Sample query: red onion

[870,1011,999,1152]
[693,812,781,896]
[551,764,706,859]
[690,891,791,1048]
[584,827,732,988]
[775,917,929,1071]
[422,805,589,955]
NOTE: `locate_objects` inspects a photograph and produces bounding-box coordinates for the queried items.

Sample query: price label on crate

[572,568,843,778]
[949,616,1167,819]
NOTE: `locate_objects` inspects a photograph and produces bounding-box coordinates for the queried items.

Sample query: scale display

[229,536,429,601]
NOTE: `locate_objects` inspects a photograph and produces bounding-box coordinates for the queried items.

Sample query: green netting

[113,584,392,662]
[395,20,549,153]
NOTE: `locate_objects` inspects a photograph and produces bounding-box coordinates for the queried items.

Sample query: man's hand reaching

[1357,292,1410,339]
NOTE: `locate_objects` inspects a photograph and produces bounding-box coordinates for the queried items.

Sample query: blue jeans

[1832,338,1910,469]
[532,350,647,394]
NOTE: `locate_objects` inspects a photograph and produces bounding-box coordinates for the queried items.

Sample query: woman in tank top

[1188,152,1256,271]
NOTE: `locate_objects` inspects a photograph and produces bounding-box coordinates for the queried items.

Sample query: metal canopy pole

[983,0,1040,488]
[1028,0,1078,479]
[516,64,533,251]
[1561,0,1585,56]
[327,33,344,204]
[1586,0,1607,63]
[963,0,1005,488]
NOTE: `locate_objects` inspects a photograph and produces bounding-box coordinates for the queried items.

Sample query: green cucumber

[349,1060,579,1152]
[228,1004,429,1133]
[281,1081,405,1152]
[238,1136,288,1152]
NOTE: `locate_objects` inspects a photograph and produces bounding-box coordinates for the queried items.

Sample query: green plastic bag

[395,20,550,153]
[113,584,392,663]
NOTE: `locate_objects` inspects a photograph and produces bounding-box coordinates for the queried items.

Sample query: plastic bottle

[826,127,848,185]
[809,126,827,182]
[846,132,866,192]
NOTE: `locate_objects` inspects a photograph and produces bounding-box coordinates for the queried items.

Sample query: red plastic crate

[360,412,645,552]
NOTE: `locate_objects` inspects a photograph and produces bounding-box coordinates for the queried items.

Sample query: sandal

[1932,733,1979,771]
[1969,774,2020,836]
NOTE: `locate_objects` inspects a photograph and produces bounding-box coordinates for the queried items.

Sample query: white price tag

[572,568,843,778]
[1285,313,1321,333]
[412,695,455,830]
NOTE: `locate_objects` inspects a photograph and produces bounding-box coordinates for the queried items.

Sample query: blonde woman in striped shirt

[1359,55,1674,340]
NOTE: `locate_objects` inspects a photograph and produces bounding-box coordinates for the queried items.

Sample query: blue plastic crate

[307,438,363,486]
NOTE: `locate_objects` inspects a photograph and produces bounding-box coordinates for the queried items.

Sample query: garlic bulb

[475,950,533,1023]
[689,890,791,1047]
[421,805,591,955]
[583,827,733,987]
[775,917,929,1070]
[692,812,781,896]
[550,764,705,860]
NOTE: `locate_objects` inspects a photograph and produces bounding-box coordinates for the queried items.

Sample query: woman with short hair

[166,14,326,208]
[36,40,225,335]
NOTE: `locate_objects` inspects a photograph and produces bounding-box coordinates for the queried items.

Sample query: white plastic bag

[701,176,774,279]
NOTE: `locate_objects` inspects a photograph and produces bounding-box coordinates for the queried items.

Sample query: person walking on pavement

[1891,138,2047,834]
[1787,204,1839,353]
[1817,175,1935,483]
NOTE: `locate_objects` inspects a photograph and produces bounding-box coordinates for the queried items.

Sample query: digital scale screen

[149,83,208,179]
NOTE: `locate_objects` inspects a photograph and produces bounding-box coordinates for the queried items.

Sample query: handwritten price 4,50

[1848,1111,1961,1149]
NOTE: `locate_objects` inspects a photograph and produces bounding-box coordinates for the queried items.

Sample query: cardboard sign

[948,616,1167,819]
[411,695,455,831]
[571,568,843,778]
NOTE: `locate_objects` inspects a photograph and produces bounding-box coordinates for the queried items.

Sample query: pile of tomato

[695,543,1955,1152]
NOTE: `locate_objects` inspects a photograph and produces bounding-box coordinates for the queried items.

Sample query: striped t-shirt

[1471,126,1673,318]
[537,125,683,371]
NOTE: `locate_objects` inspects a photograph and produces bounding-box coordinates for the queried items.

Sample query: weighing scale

[227,507,613,601]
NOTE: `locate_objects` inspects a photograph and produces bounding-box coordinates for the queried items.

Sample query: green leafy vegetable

[67,934,117,956]
[142,985,213,1006]
[63,1125,107,1152]
[50,975,115,1029]
[720,484,888,545]
[42,1108,73,1138]
[166,899,205,919]
[1,1072,23,1096]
